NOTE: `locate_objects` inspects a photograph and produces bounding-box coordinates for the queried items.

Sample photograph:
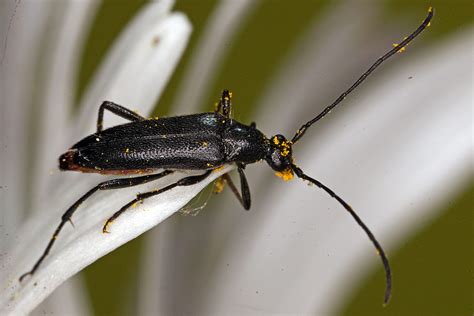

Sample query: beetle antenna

[291,7,434,144]
[291,164,392,305]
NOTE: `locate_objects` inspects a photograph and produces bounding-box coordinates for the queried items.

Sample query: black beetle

[20,8,434,305]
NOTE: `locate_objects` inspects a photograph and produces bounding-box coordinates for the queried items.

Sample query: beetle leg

[221,166,251,210]
[215,89,232,118]
[97,101,147,132]
[19,170,173,282]
[103,170,212,233]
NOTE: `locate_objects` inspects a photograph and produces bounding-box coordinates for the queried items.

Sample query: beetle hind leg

[97,101,147,132]
[103,171,213,233]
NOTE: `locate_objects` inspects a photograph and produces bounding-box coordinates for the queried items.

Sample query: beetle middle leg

[19,170,173,282]
[97,101,146,132]
[103,170,213,233]
[226,165,251,210]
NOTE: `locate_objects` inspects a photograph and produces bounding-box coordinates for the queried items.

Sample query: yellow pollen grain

[125,148,130,153]
[392,43,406,53]
[281,148,290,157]
[213,177,226,193]
[213,165,225,172]
[206,163,214,167]
[275,169,294,181]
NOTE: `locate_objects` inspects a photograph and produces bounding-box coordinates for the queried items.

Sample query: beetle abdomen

[60,113,228,173]
[60,133,225,173]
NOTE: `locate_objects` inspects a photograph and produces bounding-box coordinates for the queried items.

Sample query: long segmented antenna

[291,165,392,305]
[292,7,434,143]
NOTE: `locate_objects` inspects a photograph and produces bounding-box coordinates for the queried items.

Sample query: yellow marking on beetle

[275,168,294,181]
[124,148,130,153]
[214,177,226,194]
[202,141,208,147]
[272,136,280,145]
[207,163,214,167]
[229,91,233,98]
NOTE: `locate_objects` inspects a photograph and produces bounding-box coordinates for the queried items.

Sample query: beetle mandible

[20,8,434,305]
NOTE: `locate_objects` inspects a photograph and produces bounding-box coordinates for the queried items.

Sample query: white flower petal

[32,275,92,316]
[1,0,51,250]
[0,2,194,314]
[2,2,99,315]
[0,166,232,315]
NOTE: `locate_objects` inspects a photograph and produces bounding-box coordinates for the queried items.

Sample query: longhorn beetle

[20,8,434,305]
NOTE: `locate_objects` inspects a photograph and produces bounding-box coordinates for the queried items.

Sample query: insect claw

[102,221,112,234]
[19,272,31,282]
[68,219,75,228]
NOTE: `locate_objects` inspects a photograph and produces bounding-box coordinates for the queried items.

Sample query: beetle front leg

[103,170,213,233]
[19,170,173,282]
[97,101,147,132]
[221,166,251,210]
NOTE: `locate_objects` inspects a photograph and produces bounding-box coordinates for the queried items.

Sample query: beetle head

[266,134,294,181]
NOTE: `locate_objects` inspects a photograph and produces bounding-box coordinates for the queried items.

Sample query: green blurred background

[75,1,473,315]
